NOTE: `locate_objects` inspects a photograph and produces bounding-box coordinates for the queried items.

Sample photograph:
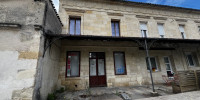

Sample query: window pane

[114,52,125,74]
[166,64,171,70]
[69,19,75,35]
[140,23,147,30]
[150,58,157,69]
[90,59,96,76]
[164,57,169,63]
[146,57,157,70]
[179,25,185,32]
[76,19,81,35]
[98,59,105,75]
[158,24,164,35]
[187,55,195,66]
[67,52,80,77]
[111,22,115,36]
[115,22,120,36]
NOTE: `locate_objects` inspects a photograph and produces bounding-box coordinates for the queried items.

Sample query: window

[66,51,80,77]
[198,26,200,33]
[140,22,148,37]
[157,23,165,38]
[179,25,186,39]
[164,57,173,77]
[114,52,126,75]
[69,17,81,35]
[146,57,158,71]
[185,52,199,67]
[111,21,120,36]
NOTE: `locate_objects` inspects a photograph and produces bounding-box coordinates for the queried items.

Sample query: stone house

[0,0,200,100]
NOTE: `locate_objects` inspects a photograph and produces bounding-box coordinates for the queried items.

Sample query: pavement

[56,85,175,100]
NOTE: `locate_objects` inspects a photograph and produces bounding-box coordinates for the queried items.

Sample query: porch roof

[45,33,200,44]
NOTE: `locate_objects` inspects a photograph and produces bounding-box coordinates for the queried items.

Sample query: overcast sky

[52,0,200,13]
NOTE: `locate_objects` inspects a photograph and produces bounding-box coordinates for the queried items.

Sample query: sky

[52,0,200,12]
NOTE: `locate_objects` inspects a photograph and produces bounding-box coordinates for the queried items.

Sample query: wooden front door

[89,52,107,87]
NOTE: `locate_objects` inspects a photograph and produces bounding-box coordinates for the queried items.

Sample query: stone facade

[58,0,200,90]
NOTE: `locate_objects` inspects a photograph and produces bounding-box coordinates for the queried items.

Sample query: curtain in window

[114,52,125,74]
[67,52,80,77]
[69,19,75,35]
[76,19,81,35]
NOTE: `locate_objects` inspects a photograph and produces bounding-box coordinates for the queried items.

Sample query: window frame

[163,56,173,72]
[185,52,196,67]
[140,22,148,37]
[113,52,127,75]
[69,17,81,35]
[66,51,81,78]
[146,57,159,71]
[179,25,186,39]
[157,23,165,38]
[111,20,120,37]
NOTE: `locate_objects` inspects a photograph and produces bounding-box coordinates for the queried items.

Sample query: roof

[104,0,200,14]
[49,0,63,26]
[45,33,200,44]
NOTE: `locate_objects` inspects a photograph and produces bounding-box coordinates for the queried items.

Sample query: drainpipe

[143,30,155,92]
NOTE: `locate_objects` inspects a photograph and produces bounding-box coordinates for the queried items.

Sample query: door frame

[89,52,107,87]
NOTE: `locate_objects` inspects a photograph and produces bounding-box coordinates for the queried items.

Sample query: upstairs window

[69,17,81,35]
[198,26,200,33]
[185,52,199,67]
[179,25,186,39]
[111,21,120,36]
[140,22,148,37]
[157,23,165,38]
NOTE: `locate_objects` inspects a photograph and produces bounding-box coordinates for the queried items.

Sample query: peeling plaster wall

[0,28,41,100]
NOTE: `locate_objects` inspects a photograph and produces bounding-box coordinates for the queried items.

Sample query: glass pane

[90,59,96,76]
[150,58,157,69]
[166,64,171,70]
[98,59,105,76]
[158,24,164,35]
[114,53,125,74]
[89,53,96,58]
[76,19,81,35]
[67,52,79,77]
[69,19,75,35]
[187,55,194,66]
[115,22,120,36]
[164,57,169,63]
[111,22,115,36]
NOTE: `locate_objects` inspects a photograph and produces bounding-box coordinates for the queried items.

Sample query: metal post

[143,30,155,92]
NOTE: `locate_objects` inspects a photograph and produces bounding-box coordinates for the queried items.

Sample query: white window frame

[179,25,186,39]
[140,22,148,37]
[157,23,165,38]
[163,56,173,72]
[146,57,159,71]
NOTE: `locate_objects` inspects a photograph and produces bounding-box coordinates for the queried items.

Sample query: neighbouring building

[0,0,62,100]
[0,0,200,100]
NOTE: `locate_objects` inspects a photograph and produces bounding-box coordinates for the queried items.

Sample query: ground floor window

[66,51,80,77]
[164,57,173,77]
[114,52,126,75]
[185,52,199,67]
[146,57,158,71]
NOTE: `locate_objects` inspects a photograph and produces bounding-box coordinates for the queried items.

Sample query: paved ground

[56,85,174,100]
[137,91,200,100]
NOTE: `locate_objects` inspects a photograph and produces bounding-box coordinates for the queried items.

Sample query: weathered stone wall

[58,40,200,90]
[59,0,200,39]
[0,0,62,99]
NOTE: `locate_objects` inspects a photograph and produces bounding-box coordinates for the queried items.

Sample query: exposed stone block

[18,52,38,59]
